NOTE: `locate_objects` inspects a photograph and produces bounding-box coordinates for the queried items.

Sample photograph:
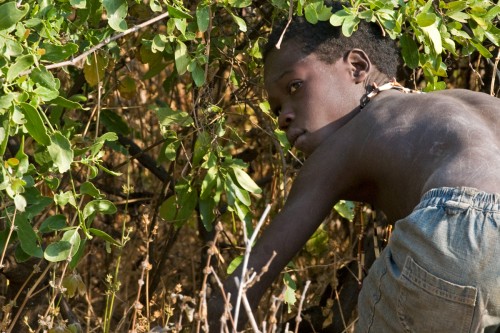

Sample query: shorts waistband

[415,187,500,213]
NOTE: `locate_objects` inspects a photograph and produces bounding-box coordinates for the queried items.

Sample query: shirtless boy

[209,8,500,333]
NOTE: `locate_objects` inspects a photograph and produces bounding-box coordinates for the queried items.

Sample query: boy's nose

[278,110,294,130]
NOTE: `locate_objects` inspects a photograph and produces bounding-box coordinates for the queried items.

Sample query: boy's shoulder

[362,88,499,124]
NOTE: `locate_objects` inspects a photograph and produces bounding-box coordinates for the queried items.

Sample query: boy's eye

[288,81,302,94]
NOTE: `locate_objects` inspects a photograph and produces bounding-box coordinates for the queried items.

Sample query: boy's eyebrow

[269,69,294,84]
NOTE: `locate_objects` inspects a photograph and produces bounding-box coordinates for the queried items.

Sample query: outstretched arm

[208,133,359,329]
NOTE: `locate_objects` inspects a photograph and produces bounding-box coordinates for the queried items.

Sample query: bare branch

[20,11,170,76]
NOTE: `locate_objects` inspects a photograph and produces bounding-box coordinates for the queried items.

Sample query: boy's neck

[364,71,391,91]
[360,79,422,108]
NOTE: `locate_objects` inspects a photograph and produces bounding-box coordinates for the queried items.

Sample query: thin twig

[241,292,261,333]
[294,280,311,333]
[130,255,150,332]
[334,288,348,331]
[275,1,294,49]
[0,209,17,269]
[233,204,272,327]
[267,287,286,333]
[490,48,500,96]
[19,11,170,76]
[8,263,53,333]
[209,268,236,331]
[196,223,222,333]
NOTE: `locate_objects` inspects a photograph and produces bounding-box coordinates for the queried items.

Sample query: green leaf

[230,166,261,194]
[470,40,492,58]
[174,41,190,75]
[229,0,251,8]
[15,214,43,258]
[199,197,216,230]
[156,105,194,129]
[196,4,210,33]
[34,86,59,101]
[152,34,168,52]
[0,2,29,31]
[83,53,107,86]
[14,245,31,262]
[305,227,329,256]
[167,4,193,19]
[358,9,373,21]
[89,131,118,157]
[329,9,348,26]
[334,200,355,221]
[4,39,22,59]
[80,181,103,198]
[41,43,79,62]
[227,255,243,274]
[422,25,442,54]
[400,33,419,69]
[7,54,34,82]
[82,199,117,224]
[69,238,86,269]
[342,15,360,37]
[234,185,251,206]
[447,11,470,23]
[0,93,15,109]
[20,103,51,146]
[158,131,180,161]
[48,132,74,173]
[159,195,177,221]
[55,191,77,208]
[283,273,297,311]
[23,187,52,219]
[200,166,218,199]
[160,183,197,228]
[192,131,210,167]
[103,0,128,31]
[485,5,500,20]
[31,67,59,90]
[51,96,83,110]
[97,164,122,177]
[305,4,319,24]
[44,229,81,262]
[40,215,67,233]
[14,194,27,212]
[176,186,198,227]
[485,28,500,47]
[231,13,247,32]
[88,228,121,246]
[70,0,86,9]
[416,12,436,27]
[191,63,205,87]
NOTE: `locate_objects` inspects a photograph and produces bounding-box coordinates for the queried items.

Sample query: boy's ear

[344,49,371,83]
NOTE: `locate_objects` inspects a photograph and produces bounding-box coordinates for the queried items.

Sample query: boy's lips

[287,129,306,147]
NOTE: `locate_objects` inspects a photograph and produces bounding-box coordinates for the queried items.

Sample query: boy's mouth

[287,129,306,147]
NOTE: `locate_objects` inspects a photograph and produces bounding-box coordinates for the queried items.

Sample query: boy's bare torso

[298,88,500,222]
[224,88,500,313]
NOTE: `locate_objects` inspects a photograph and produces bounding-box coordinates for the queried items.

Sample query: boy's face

[264,41,362,155]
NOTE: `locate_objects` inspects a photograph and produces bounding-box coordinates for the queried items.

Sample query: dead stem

[294,280,311,333]
[8,263,53,333]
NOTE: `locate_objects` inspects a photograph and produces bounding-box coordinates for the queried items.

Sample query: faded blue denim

[356,187,500,333]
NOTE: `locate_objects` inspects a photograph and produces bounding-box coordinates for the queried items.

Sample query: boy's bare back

[310,88,500,222]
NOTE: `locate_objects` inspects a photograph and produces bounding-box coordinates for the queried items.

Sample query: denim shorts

[356,187,500,333]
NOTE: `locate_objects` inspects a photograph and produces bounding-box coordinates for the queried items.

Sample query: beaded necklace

[360,79,423,108]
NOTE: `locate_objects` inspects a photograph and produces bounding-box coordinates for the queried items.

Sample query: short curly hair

[264,3,402,79]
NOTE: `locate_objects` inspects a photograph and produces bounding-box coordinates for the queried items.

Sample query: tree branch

[20,11,170,76]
